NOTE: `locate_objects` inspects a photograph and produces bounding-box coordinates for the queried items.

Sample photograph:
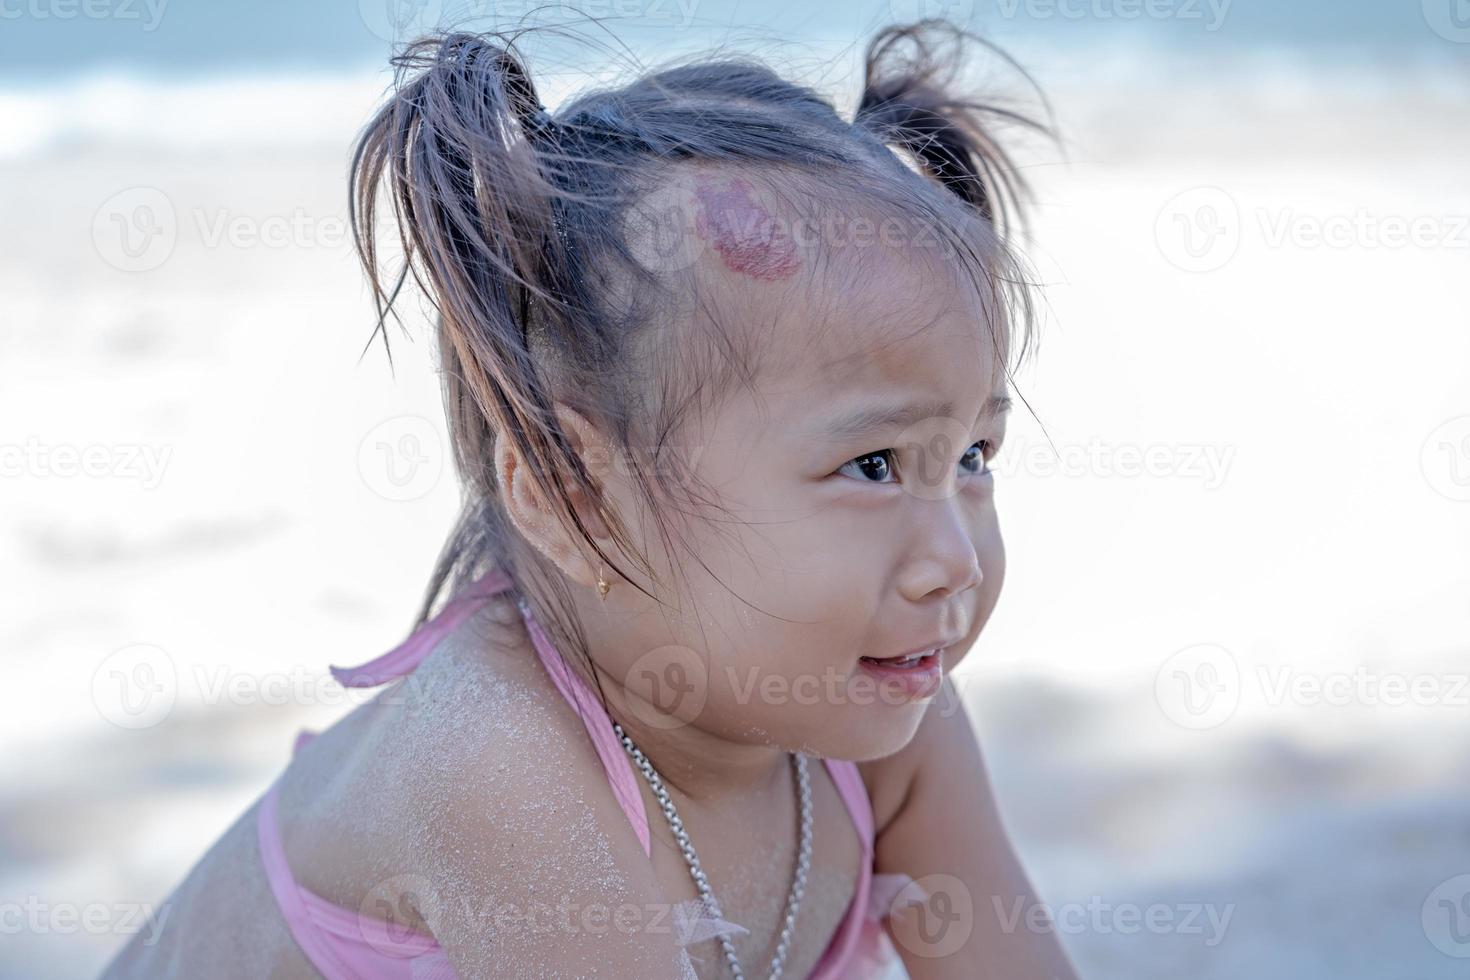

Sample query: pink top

[256,568,908,978]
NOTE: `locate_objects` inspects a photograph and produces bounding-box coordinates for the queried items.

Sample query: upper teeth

[894,650,929,665]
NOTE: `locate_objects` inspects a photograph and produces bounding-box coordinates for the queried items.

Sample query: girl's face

[573,177,1010,762]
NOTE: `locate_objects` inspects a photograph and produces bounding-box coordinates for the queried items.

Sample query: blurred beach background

[2,0,1468,977]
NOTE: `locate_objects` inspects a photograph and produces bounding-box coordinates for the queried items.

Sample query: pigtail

[854,20,1053,242]
[348,31,632,628]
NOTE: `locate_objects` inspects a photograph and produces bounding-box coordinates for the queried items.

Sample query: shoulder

[382,594,648,852]
[285,597,682,961]
[383,599,695,975]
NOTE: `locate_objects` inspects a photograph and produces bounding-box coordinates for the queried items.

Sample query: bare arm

[863,676,1080,980]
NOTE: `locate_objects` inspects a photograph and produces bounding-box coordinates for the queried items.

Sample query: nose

[896,502,983,603]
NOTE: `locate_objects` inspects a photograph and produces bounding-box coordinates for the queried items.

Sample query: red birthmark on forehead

[692,175,801,282]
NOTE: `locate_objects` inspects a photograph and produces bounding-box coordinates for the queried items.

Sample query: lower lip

[855,648,944,701]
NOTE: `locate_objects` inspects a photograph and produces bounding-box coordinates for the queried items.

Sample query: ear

[493,403,617,591]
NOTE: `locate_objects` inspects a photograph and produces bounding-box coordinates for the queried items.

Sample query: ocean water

[2,13,1469,978]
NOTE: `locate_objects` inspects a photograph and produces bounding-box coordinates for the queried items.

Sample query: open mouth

[854,647,945,701]
[859,648,939,669]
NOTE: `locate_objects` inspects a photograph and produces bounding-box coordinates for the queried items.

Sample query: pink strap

[257,779,358,980]
[329,569,514,688]
[517,597,653,858]
[824,758,875,856]
[805,758,876,980]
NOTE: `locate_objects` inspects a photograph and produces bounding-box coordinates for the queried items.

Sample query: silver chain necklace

[611,720,813,980]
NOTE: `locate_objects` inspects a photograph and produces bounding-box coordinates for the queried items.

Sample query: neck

[605,692,792,805]
[540,586,792,807]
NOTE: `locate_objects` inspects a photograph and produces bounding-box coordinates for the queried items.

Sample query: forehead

[673,169,1006,398]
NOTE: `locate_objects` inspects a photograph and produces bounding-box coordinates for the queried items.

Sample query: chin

[789,700,932,762]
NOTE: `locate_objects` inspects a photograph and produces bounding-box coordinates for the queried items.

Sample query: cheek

[979,514,1005,605]
[683,532,878,722]
[947,515,1004,675]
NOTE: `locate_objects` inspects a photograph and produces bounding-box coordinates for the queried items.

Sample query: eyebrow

[819,393,1013,440]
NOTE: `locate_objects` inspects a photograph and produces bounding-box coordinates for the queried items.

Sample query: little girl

[101,19,1079,980]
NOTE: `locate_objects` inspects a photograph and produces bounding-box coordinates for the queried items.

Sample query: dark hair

[348,19,1053,684]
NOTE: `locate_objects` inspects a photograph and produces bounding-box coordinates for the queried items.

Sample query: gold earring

[596,564,611,601]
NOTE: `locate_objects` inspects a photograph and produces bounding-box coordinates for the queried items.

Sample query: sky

[0,0,1466,82]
